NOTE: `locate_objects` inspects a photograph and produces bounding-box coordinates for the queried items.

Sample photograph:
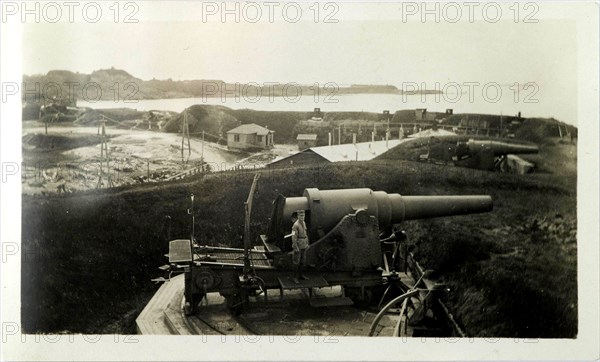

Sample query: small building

[296,134,318,150]
[226,123,274,151]
[415,108,438,121]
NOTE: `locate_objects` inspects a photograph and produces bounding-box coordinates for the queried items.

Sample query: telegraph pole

[243,173,260,276]
[181,111,191,166]
[201,130,205,168]
[189,193,195,265]
[96,117,113,188]
[386,114,390,147]
[191,193,195,244]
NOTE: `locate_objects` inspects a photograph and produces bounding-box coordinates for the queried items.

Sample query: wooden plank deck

[136,275,423,337]
[136,279,408,336]
[136,274,185,335]
[278,275,329,289]
[136,274,253,335]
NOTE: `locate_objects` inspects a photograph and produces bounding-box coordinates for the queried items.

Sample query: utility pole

[201,130,205,168]
[96,117,113,188]
[188,193,195,265]
[243,173,260,276]
[386,115,390,147]
[181,111,191,166]
[332,127,335,146]
[557,123,563,138]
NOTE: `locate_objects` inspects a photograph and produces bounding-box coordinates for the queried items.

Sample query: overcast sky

[24,20,577,84]
[21,2,579,123]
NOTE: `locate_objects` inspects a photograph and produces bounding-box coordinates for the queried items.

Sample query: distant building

[310,107,324,121]
[415,108,438,121]
[226,123,274,151]
[296,134,318,150]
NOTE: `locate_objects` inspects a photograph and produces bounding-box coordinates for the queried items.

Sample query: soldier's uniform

[291,210,309,282]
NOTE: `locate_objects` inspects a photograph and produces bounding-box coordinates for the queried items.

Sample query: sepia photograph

[1,1,598,360]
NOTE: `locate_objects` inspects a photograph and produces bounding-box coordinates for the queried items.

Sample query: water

[78,87,576,125]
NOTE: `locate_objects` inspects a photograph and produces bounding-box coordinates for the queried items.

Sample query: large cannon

[168,182,493,319]
[456,139,539,158]
[169,178,492,314]
[266,188,492,272]
[455,139,538,172]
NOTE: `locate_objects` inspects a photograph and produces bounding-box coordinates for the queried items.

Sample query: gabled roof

[269,139,403,165]
[227,123,273,135]
[296,134,318,141]
[310,140,402,162]
[407,129,456,138]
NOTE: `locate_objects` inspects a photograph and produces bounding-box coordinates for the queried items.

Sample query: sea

[78,87,577,126]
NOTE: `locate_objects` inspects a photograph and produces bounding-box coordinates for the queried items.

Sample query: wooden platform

[278,275,329,289]
[136,274,187,334]
[309,296,353,308]
[136,274,251,335]
[136,275,408,336]
[136,275,438,336]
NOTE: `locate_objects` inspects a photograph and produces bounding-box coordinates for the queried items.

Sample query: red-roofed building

[226,123,274,151]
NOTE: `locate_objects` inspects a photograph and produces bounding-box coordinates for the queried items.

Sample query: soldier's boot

[299,264,309,280]
[293,264,301,284]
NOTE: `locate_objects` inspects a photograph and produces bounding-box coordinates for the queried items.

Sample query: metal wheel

[368,289,420,337]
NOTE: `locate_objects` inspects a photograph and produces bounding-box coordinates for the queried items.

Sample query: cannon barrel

[274,188,492,241]
[401,195,493,220]
[466,139,539,156]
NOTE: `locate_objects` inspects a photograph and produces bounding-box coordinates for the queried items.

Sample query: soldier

[291,209,310,283]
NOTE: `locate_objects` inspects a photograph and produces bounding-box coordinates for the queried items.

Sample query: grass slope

[22,155,576,337]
